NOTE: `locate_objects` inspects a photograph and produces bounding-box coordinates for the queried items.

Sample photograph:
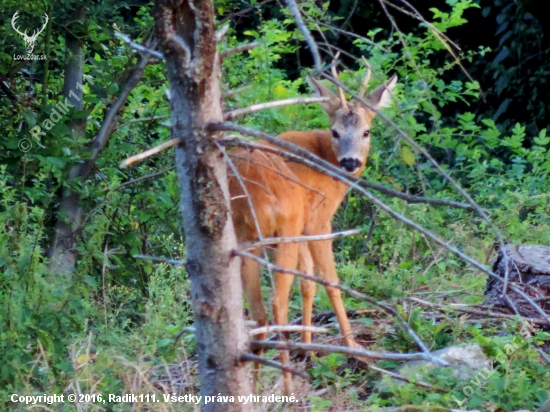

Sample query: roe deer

[228,62,397,393]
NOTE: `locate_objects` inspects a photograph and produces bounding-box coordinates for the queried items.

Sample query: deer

[228,59,397,394]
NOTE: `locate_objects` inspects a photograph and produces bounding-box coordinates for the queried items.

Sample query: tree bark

[47,28,85,277]
[154,1,253,410]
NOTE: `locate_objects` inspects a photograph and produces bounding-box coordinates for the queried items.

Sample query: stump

[485,244,550,319]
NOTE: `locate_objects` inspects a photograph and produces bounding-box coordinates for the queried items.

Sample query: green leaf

[401,146,416,167]
[108,83,119,95]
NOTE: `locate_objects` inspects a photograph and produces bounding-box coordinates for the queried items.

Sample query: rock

[375,343,488,393]
[485,244,550,320]
[538,397,550,412]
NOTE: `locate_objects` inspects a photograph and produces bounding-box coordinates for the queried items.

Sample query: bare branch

[221,42,260,59]
[236,250,447,366]
[212,124,549,324]
[224,96,330,119]
[120,139,178,168]
[284,0,322,72]
[215,125,483,212]
[77,45,155,180]
[368,364,441,391]
[133,254,184,267]
[115,115,170,130]
[250,340,441,362]
[249,325,330,336]
[240,228,362,251]
[229,151,326,197]
[218,0,276,25]
[239,353,310,380]
[216,24,230,41]
[409,297,550,326]
[222,85,253,100]
[111,166,175,191]
[115,33,164,59]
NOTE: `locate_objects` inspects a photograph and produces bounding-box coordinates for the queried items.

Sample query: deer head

[12,11,49,54]
[308,55,397,174]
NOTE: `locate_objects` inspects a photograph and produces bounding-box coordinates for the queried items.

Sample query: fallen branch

[239,353,310,380]
[214,125,549,323]
[224,96,329,120]
[250,340,440,362]
[409,297,550,326]
[368,364,441,391]
[240,228,361,250]
[236,250,447,366]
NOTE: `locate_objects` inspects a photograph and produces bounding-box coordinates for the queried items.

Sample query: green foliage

[0,0,549,409]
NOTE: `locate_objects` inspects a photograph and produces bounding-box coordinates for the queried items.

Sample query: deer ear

[365,74,397,110]
[307,74,342,117]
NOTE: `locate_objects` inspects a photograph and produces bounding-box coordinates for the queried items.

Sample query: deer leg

[272,242,299,396]
[309,240,357,349]
[298,243,316,347]
[241,248,268,381]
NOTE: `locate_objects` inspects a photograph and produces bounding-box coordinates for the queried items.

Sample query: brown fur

[228,73,397,393]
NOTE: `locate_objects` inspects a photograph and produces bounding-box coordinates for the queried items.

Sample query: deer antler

[331,52,347,109]
[33,13,49,39]
[358,57,372,99]
[11,11,28,39]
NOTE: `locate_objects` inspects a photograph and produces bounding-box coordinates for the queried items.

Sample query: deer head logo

[11,11,49,54]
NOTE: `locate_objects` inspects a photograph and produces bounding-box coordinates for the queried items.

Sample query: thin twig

[240,353,310,380]
[408,297,550,325]
[229,151,326,197]
[223,85,253,100]
[368,364,442,391]
[213,125,548,323]
[215,126,483,212]
[218,0,276,25]
[110,167,175,191]
[115,33,164,59]
[236,250,447,366]
[133,254,184,266]
[319,70,509,294]
[240,228,361,251]
[250,340,441,362]
[284,0,322,72]
[249,325,330,336]
[225,96,329,119]
[115,115,169,130]
[221,42,260,59]
[120,139,178,168]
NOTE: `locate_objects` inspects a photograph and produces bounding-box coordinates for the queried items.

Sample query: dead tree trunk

[154,1,253,409]
[485,244,550,319]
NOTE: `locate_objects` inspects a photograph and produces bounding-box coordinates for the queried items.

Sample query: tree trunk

[47,31,85,277]
[154,1,253,410]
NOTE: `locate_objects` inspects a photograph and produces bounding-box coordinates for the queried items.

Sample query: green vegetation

[1,0,549,410]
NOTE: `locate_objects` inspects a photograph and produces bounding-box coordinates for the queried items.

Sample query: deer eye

[331,130,340,139]
[363,130,370,138]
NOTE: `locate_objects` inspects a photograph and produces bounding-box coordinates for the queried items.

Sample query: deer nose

[339,158,362,172]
